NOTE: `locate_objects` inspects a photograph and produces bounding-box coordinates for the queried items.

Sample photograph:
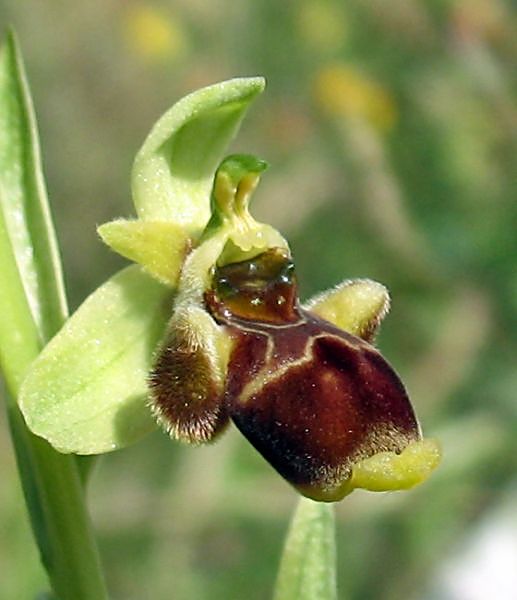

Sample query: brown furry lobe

[148,311,229,444]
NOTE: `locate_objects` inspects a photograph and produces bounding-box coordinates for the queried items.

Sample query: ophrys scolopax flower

[19,78,440,502]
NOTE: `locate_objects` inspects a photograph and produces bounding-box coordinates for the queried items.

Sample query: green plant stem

[0,208,108,600]
[0,31,107,599]
[6,403,108,600]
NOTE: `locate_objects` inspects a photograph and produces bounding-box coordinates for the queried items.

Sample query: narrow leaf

[20,266,173,454]
[0,32,107,599]
[0,188,41,391]
[132,77,265,235]
[274,498,337,600]
[0,31,67,342]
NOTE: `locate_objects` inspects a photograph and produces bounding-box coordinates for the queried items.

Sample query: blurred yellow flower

[313,64,397,131]
[296,0,348,54]
[123,4,187,62]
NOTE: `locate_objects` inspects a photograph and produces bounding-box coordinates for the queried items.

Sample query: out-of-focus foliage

[0,1,515,598]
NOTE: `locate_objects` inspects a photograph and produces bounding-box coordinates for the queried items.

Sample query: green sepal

[19,266,174,454]
[98,219,191,287]
[132,77,265,236]
[304,279,390,342]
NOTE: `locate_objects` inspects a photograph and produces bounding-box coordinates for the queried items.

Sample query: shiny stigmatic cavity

[206,249,420,502]
[210,247,297,324]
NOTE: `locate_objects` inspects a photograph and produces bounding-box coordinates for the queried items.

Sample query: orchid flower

[19,78,440,502]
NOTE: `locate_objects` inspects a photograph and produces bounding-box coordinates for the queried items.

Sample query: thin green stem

[0,31,107,599]
[6,403,108,600]
[0,202,107,599]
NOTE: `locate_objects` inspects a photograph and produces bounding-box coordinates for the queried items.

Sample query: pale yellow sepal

[98,219,190,287]
[349,438,441,493]
[304,279,390,341]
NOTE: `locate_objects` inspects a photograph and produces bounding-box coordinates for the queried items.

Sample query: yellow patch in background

[296,0,348,54]
[123,4,188,62]
[313,64,397,131]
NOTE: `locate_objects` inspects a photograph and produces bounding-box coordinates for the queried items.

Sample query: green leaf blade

[0,193,41,391]
[132,76,265,235]
[20,266,173,454]
[0,31,108,599]
[0,31,67,342]
[274,498,338,600]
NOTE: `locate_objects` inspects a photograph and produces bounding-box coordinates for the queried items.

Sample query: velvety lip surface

[206,249,420,496]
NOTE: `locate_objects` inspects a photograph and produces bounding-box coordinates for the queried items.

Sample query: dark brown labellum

[205,248,420,501]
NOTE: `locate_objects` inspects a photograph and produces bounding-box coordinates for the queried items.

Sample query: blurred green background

[1,1,516,598]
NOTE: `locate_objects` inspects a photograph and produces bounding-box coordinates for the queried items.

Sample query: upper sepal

[131,78,265,236]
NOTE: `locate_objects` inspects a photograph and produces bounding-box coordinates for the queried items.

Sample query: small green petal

[98,219,190,287]
[304,279,390,341]
[132,77,265,235]
[19,266,174,454]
